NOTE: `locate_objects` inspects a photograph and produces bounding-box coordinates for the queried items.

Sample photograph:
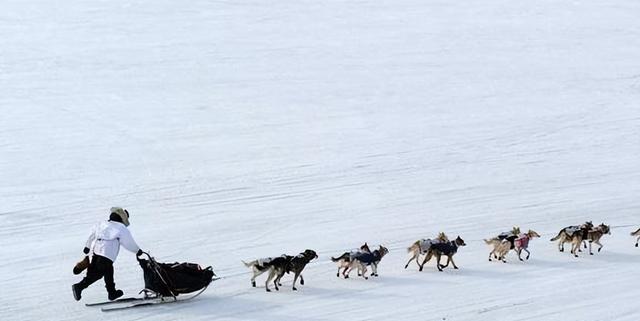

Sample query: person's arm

[119,227,141,255]
[83,225,97,254]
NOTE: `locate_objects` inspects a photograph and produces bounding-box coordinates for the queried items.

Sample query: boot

[72,283,83,301]
[73,256,90,275]
[108,289,123,301]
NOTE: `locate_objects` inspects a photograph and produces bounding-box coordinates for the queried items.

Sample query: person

[72,207,144,301]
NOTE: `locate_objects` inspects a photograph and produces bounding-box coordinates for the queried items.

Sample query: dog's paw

[266,289,271,292]
[292,287,297,291]
[300,280,304,285]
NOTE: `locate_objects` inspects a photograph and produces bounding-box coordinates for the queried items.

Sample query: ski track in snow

[1,0,640,320]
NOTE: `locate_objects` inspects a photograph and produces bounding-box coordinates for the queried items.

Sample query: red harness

[514,235,530,249]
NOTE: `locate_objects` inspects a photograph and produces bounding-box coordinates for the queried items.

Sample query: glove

[83,247,90,254]
[136,249,144,257]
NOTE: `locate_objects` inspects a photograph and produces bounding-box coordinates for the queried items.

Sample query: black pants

[76,255,117,294]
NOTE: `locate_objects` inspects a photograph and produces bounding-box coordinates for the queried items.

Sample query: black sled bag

[138,256,215,297]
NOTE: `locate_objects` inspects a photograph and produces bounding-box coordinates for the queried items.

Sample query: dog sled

[87,252,218,311]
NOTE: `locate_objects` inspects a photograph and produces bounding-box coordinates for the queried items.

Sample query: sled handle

[136,251,152,262]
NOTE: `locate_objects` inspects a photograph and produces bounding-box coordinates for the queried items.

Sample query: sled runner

[87,252,218,311]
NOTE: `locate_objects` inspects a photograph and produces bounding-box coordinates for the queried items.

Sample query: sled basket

[137,252,216,297]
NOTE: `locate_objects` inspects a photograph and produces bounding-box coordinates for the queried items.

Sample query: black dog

[349,245,389,279]
[262,255,293,292]
[263,249,317,292]
[285,249,318,291]
[428,236,466,272]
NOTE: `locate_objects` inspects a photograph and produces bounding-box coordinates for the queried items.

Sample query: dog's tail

[243,260,268,271]
[631,228,640,236]
[331,253,349,262]
[407,240,420,253]
[550,230,564,241]
[484,239,493,245]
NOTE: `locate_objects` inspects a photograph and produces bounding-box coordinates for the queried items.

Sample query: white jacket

[85,221,140,262]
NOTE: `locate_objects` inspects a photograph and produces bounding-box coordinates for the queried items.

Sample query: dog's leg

[488,248,494,262]
[361,263,368,280]
[274,270,283,291]
[636,236,639,247]
[342,266,349,279]
[372,263,378,277]
[265,269,275,292]
[450,255,460,269]
[524,248,530,260]
[419,251,432,271]
[251,271,257,287]
[440,255,451,269]
[594,240,603,253]
[405,253,416,269]
[292,272,300,291]
[299,274,305,285]
[436,254,443,272]
[276,271,283,287]
[251,268,266,288]
[588,241,594,255]
[572,242,579,258]
[344,262,354,279]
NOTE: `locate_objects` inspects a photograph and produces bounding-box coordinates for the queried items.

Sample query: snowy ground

[1,0,640,320]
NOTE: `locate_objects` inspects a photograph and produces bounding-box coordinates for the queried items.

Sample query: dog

[484,238,511,263]
[583,224,611,255]
[257,249,318,292]
[242,254,290,289]
[561,223,611,257]
[428,236,466,271]
[513,230,541,261]
[281,249,318,291]
[405,233,449,270]
[632,228,640,247]
[550,221,593,253]
[347,245,389,279]
[331,243,371,278]
[495,226,522,250]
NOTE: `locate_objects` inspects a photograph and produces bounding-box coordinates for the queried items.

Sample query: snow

[1,0,639,320]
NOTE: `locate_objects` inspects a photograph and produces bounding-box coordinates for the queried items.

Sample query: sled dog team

[244,222,639,292]
[73,208,637,302]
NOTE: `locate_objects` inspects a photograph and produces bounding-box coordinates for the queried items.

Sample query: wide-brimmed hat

[110,207,130,226]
